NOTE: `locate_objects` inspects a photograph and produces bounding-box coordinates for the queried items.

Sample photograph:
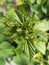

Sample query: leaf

[6,9,22,25]
[35,20,49,32]
[35,42,46,54]
[42,6,47,14]
[30,4,41,14]
[0,12,4,18]
[35,30,48,42]
[14,38,27,51]
[27,40,35,58]
[0,49,14,58]
[0,22,5,30]
[28,0,35,4]
[33,53,43,62]
[0,59,5,65]
[13,54,28,65]
[37,0,46,5]
[47,43,49,51]
[6,9,16,22]
[0,34,6,43]
[37,0,41,5]
[15,38,26,45]
[16,5,27,16]
[0,41,14,50]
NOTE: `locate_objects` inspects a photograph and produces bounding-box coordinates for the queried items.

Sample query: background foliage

[0,0,49,65]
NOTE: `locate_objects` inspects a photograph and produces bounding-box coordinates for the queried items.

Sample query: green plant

[0,0,49,65]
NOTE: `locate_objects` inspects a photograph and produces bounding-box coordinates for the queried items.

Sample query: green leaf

[37,0,46,5]
[27,40,35,58]
[35,42,46,54]
[35,30,48,42]
[0,34,6,43]
[47,43,49,51]
[6,9,16,22]
[42,6,47,14]
[0,22,5,30]
[35,20,49,31]
[0,59,5,65]
[0,12,4,18]
[0,49,14,58]
[0,41,14,50]
[15,38,26,45]
[37,0,41,5]
[6,9,22,25]
[28,0,35,4]
[30,4,41,14]
[15,38,27,51]
[16,5,27,16]
[33,53,43,62]
[13,54,28,65]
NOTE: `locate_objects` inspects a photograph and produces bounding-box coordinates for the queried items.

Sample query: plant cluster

[0,0,49,65]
